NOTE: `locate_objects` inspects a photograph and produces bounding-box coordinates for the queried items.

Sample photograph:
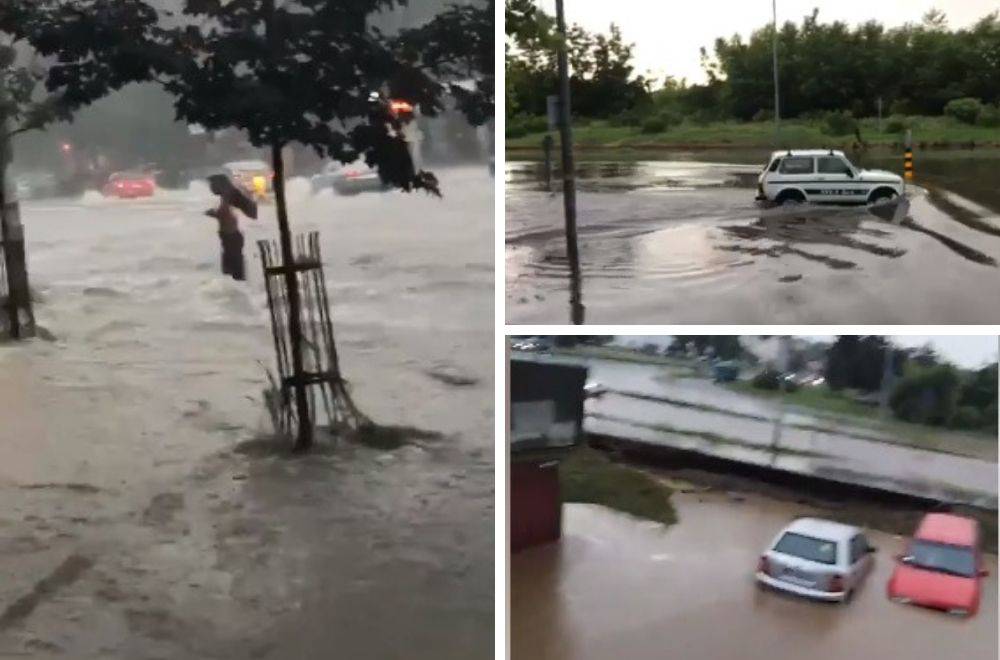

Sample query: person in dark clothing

[206,198,248,281]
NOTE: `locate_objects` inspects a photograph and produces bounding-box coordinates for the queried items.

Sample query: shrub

[505,115,551,139]
[889,364,960,426]
[978,104,1000,128]
[950,406,984,430]
[943,97,983,125]
[609,109,643,127]
[640,117,667,134]
[752,108,773,122]
[884,114,910,133]
[889,98,917,115]
[752,368,781,391]
[822,110,858,136]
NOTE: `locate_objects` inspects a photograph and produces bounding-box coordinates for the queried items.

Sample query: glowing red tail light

[757,556,770,575]
[828,575,844,593]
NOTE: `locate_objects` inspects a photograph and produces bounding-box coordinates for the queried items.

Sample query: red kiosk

[509,358,587,553]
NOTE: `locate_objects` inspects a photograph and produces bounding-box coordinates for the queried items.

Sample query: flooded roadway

[0,167,493,658]
[505,158,1000,324]
[514,352,998,509]
[511,496,998,660]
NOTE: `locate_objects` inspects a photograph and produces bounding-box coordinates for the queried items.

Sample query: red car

[887,513,989,617]
[102,171,155,198]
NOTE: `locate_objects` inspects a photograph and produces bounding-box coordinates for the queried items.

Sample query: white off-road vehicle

[756,150,903,206]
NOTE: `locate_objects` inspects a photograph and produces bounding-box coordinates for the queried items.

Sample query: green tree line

[506,2,1000,132]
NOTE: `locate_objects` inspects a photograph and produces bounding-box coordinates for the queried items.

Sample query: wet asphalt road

[512,496,998,660]
[506,160,1000,324]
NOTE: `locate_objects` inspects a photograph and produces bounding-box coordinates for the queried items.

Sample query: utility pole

[878,343,895,418]
[772,0,780,145]
[555,0,584,324]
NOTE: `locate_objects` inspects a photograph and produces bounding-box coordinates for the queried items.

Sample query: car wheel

[776,191,805,206]
[868,188,899,205]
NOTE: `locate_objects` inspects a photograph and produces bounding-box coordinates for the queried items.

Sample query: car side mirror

[866,546,877,554]
[894,553,906,562]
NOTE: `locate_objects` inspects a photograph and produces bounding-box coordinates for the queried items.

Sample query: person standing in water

[206,197,248,281]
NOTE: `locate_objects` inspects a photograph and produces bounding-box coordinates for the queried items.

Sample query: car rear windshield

[773,532,838,565]
[904,540,976,578]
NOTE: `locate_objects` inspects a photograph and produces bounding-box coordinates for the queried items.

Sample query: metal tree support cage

[258,231,367,443]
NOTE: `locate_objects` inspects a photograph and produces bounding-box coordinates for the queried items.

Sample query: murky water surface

[506,151,1000,324]
[0,168,493,658]
[512,498,998,660]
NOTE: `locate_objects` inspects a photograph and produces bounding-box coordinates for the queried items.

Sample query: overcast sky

[535,1,999,84]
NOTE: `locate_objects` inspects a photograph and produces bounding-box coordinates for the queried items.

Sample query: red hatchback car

[887,513,989,617]
[102,171,155,199]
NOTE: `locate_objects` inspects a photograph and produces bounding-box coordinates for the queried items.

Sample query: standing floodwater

[506,152,1000,324]
[0,168,493,658]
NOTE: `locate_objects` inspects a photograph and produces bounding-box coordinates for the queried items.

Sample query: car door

[774,156,815,200]
[847,534,872,590]
[815,156,863,203]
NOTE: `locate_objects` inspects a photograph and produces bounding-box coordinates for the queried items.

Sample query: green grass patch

[506,116,1000,151]
[560,447,677,526]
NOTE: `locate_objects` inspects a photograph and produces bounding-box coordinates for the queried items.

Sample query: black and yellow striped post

[903,129,914,181]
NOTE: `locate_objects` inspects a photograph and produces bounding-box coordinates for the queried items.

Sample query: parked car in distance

[583,381,607,398]
[756,149,904,206]
[887,513,987,617]
[102,171,155,199]
[311,160,389,196]
[756,517,876,602]
[14,171,59,200]
[222,160,272,201]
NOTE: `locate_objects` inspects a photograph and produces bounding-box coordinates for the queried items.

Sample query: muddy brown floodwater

[511,495,998,660]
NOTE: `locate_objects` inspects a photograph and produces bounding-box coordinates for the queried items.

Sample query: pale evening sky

[534,1,999,85]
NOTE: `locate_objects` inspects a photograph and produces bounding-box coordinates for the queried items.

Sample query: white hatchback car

[757,150,903,206]
[755,517,876,602]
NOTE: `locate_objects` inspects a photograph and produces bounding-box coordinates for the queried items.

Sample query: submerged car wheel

[868,188,899,205]
[776,190,805,206]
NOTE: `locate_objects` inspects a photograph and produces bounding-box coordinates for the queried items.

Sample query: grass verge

[560,447,677,526]
[507,116,1000,151]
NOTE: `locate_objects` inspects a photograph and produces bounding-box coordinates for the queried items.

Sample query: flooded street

[0,167,493,658]
[505,155,1000,324]
[513,352,998,509]
[511,497,999,660]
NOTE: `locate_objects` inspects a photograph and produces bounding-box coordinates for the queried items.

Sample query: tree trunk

[0,127,32,340]
[271,142,312,450]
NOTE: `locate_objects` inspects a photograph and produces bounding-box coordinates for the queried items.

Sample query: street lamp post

[772,0,780,144]
[555,0,583,324]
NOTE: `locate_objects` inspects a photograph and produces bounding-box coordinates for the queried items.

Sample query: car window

[903,540,976,577]
[778,157,813,174]
[773,532,838,565]
[817,156,852,175]
[849,535,867,563]
[768,158,781,173]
